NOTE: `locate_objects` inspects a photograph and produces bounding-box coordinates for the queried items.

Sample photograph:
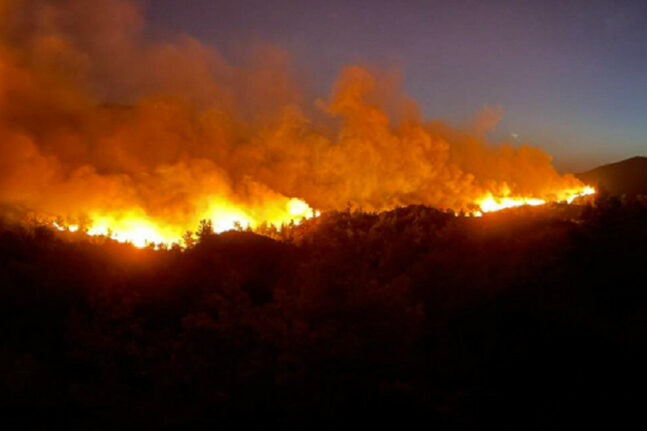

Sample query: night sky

[146,0,647,171]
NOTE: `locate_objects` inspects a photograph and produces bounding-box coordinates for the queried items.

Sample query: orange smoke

[0,0,593,247]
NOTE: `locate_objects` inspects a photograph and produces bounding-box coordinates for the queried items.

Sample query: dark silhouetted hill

[2,200,647,429]
[577,156,647,195]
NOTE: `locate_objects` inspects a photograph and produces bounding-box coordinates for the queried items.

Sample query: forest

[2,193,647,429]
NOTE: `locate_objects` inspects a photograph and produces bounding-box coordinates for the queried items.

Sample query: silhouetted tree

[196,219,214,243]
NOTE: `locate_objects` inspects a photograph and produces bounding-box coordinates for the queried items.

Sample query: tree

[197,219,214,243]
[183,230,195,248]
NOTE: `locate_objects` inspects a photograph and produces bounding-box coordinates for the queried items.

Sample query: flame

[1,0,599,247]
[473,185,595,216]
[47,186,596,248]
[85,211,174,248]
[564,186,596,203]
[51,197,318,248]
[478,196,546,213]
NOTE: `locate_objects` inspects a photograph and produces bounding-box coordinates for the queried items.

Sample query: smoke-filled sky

[0,0,620,241]
[148,0,647,171]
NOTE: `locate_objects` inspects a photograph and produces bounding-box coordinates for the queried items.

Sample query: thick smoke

[0,0,584,233]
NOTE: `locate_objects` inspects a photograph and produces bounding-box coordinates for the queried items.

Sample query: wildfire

[473,185,596,216]
[46,185,596,248]
[51,197,318,248]
[0,0,600,249]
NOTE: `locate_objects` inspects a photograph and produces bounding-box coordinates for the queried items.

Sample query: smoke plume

[0,0,587,242]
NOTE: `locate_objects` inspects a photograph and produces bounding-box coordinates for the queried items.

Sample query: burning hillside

[0,0,594,247]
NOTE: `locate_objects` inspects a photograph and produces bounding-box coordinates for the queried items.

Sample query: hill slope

[577,156,647,195]
[2,202,647,428]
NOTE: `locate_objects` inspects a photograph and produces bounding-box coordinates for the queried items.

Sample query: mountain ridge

[576,156,647,196]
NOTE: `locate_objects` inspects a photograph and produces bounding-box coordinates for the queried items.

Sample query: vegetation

[2,195,647,428]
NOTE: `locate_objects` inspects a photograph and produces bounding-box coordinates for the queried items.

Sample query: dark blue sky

[146,0,647,171]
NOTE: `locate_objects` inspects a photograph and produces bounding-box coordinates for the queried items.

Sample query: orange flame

[52,197,318,248]
[1,0,598,247]
[47,186,597,248]
[473,185,596,216]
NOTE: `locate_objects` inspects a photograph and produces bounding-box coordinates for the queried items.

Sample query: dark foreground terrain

[2,195,647,429]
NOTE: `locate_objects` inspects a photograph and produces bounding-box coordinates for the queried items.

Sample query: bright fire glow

[47,186,595,248]
[473,185,596,216]
[0,1,601,253]
[50,197,319,248]
[478,196,546,213]
[86,212,174,248]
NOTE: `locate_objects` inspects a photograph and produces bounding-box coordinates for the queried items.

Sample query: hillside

[2,200,647,428]
[577,156,647,195]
